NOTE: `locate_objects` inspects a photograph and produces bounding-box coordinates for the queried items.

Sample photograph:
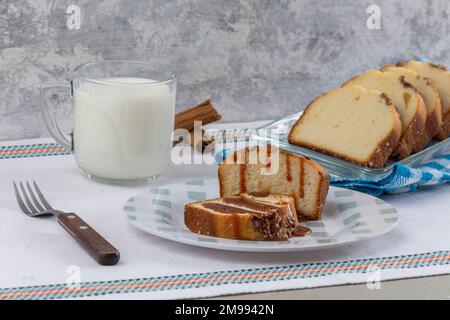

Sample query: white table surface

[1,122,449,300]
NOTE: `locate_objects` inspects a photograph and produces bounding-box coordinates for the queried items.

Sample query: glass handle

[40,81,72,150]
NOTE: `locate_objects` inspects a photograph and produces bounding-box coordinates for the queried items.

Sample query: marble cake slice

[218,146,329,221]
[184,193,300,241]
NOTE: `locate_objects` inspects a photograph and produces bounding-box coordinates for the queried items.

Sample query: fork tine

[13,182,32,215]
[32,181,53,210]
[19,182,38,213]
[26,181,45,212]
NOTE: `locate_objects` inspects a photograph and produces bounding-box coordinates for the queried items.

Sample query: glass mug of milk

[41,60,176,183]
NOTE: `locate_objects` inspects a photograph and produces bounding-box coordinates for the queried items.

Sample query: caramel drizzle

[203,201,255,239]
[232,214,241,239]
[223,197,281,211]
[286,155,292,182]
[299,158,305,198]
[239,149,247,193]
[240,165,247,193]
[208,212,216,236]
[203,196,282,214]
[266,146,272,168]
[248,191,270,197]
[203,202,262,214]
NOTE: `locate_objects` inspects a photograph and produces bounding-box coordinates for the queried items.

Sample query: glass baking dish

[254,112,450,181]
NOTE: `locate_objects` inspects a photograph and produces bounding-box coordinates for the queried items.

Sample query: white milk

[73,77,176,180]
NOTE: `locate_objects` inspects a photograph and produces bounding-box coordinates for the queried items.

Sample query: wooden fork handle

[57,213,120,266]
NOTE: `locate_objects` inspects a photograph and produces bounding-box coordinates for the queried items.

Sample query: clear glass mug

[41,60,176,183]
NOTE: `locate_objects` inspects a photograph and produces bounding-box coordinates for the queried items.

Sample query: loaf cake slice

[218,146,329,220]
[380,65,442,151]
[394,60,450,140]
[288,85,402,168]
[342,70,427,159]
[184,193,301,241]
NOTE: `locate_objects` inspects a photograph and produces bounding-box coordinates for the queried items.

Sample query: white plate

[123,179,398,252]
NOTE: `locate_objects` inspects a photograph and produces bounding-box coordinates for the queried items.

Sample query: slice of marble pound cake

[395,60,450,140]
[341,70,427,160]
[288,85,402,168]
[184,193,299,241]
[218,146,330,220]
[380,66,442,151]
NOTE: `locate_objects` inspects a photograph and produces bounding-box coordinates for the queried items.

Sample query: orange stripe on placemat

[0,147,65,155]
[1,254,449,299]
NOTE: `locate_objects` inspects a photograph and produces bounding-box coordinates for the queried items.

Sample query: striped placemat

[0,250,449,300]
[0,143,68,159]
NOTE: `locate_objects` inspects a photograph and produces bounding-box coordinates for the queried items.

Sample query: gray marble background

[1,0,449,141]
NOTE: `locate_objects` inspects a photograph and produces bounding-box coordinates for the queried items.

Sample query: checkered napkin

[207,129,450,197]
[331,155,450,196]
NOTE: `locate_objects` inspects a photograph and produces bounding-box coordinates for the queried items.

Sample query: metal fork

[13,181,120,266]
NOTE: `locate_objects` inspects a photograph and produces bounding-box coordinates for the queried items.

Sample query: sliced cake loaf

[184,193,300,241]
[218,146,329,220]
[342,70,427,159]
[288,85,402,168]
[380,65,442,151]
[395,60,450,140]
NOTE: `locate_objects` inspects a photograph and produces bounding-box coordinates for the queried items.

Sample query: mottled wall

[1,0,449,141]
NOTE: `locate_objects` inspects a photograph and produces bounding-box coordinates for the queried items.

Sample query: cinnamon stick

[174,100,221,131]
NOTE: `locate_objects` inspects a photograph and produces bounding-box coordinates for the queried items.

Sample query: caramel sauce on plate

[293,225,311,237]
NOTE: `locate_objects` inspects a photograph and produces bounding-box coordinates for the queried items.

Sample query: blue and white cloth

[331,155,450,196]
[216,138,450,197]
